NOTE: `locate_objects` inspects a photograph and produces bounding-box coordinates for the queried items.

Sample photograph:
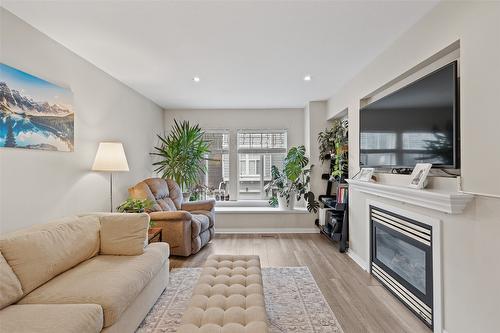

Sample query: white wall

[0,9,164,233]
[327,2,500,332]
[304,101,331,197]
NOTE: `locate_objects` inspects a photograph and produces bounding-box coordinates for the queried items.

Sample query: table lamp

[92,142,129,212]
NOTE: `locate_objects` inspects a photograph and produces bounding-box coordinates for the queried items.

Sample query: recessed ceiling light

[193,76,200,82]
[303,75,312,81]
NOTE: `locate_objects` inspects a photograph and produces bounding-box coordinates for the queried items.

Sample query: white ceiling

[3,1,438,109]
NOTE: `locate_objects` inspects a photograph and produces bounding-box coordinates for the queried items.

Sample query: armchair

[128,178,215,256]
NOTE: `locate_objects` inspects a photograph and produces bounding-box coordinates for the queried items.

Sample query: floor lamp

[92,142,129,212]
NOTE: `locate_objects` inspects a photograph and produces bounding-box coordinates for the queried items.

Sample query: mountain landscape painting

[0,63,74,151]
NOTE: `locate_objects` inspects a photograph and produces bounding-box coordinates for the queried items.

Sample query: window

[202,131,230,194]
[237,130,287,200]
[200,129,288,201]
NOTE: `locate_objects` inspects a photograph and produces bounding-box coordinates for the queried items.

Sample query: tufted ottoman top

[177,255,269,333]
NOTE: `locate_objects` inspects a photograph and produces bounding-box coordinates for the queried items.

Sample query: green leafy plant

[318,127,336,163]
[117,198,154,213]
[318,119,348,181]
[151,120,211,191]
[264,145,319,213]
[284,146,309,181]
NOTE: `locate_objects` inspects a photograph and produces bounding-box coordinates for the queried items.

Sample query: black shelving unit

[314,150,349,252]
[318,198,349,252]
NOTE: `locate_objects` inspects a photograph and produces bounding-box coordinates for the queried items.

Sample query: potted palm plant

[151,120,211,200]
[265,146,319,212]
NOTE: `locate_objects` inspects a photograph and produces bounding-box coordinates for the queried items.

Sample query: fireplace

[370,205,434,329]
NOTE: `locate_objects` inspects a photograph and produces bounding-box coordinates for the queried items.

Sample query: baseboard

[217,227,319,234]
[347,249,369,271]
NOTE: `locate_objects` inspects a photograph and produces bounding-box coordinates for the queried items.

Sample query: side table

[148,227,162,244]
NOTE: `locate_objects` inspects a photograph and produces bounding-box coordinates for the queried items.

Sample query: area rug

[137,266,344,333]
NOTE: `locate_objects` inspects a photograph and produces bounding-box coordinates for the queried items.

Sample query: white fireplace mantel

[346,179,474,214]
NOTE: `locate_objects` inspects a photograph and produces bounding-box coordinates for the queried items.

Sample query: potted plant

[116,198,153,213]
[318,119,348,182]
[151,120,211,200]
[265,145,319,212]
[117,198,156,228]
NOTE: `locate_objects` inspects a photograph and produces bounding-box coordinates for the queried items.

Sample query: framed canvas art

[0,63,74,151]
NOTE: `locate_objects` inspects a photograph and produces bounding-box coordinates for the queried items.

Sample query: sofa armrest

[181,199,216,212]
[149,210,192,221]
[98,213,149,256]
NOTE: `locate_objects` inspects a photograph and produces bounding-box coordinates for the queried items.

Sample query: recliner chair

[128,178,215,256]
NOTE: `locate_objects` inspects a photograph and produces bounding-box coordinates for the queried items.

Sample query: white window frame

[203,128,288,201]
[236,129,287,200]
[202,129,230,193]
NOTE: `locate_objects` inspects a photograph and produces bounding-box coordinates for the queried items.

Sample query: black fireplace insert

[370,205,433,328]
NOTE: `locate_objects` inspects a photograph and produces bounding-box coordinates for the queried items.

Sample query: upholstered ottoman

[177,255,269,333]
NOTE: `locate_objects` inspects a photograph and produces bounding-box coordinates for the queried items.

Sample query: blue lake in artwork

[0,112,74,151]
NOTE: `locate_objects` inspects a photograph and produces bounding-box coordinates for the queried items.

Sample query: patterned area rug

[137,267,343,333]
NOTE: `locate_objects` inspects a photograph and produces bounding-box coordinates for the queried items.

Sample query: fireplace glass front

[370,206,433,328]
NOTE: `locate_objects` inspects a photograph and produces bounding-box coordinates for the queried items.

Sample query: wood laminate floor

[170,233,431,333]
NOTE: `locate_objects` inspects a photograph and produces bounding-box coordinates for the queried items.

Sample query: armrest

[149,210,192,221]
[181,199,216,212]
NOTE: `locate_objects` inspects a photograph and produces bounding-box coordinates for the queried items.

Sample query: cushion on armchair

[128,181,163,212]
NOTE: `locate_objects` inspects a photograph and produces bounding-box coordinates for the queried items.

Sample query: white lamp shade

[92,142,129,172]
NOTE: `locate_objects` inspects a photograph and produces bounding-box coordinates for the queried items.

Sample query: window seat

[215,206,309,214]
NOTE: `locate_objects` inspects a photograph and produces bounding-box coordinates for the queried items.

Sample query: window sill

[215,206,310,214]
[216,200,269,207]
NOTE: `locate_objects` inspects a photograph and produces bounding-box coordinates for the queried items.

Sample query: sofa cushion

[0,304,103,333]
[99,213,149,255]
[0,251,23,309]
[0,215,100,294]
[19,243,169,328]
[191,214,210,238]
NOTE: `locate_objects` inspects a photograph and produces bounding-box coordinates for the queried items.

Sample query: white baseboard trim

[347,249,369,271]
[217,227,319,234]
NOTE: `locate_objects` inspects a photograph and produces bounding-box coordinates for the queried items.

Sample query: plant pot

[182,192,191,202]
[278,194,295,210]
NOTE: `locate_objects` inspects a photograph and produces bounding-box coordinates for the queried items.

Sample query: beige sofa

[0,213,169,333]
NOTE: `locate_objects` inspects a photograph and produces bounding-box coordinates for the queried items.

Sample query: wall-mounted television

[359,61,459,170]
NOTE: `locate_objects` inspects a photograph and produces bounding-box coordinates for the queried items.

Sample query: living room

[1,1,499,333]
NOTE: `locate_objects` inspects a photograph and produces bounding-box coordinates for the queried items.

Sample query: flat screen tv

[359,61,459,169]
